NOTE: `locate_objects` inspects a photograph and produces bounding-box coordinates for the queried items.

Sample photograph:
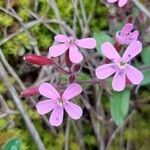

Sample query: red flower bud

[21,87,39,97]
[73,64,81,72]
[23,54,53,65]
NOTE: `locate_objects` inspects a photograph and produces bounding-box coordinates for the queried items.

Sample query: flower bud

[23,54,53,65]
[73,64,81,72]
[21,87,39,97]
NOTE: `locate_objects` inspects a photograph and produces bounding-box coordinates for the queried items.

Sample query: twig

[64,117,70,150]
[71,0,85,35]
[0,20,41,46]
[0,48,56,134]
[0,61,46,150]
[47,0,66,34]
[131,0,150,19]
[106,110,136,150]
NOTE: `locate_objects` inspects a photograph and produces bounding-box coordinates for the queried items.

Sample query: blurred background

[0,0,150,150]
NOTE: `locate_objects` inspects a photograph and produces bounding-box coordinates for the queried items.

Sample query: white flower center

[117,61,127,69]
[57,98,64,107]
[68,37,76,45]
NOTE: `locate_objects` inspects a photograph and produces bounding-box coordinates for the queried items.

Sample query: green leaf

[141,46,150,65]
[110,89,130,126]
[2,137,21,150]
[141,70,150,86]
[93,31,113,56]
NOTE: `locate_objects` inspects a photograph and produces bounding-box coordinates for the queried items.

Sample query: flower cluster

[96,23,143,91]
[49,34,96,64]
[36,83,83,126]
[22,23,144,126]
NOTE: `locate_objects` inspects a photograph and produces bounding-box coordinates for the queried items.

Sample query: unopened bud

[73,64,81,72]
[23,54,53,65]
[21,87,39,97]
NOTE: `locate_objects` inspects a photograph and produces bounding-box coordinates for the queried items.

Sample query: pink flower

[116,23,139,45]
[95,41,144,91]
[49,34,96,64]
[36,83,83,126]
[107,0,127,7]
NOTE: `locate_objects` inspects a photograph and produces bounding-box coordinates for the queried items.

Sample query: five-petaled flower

[49,34,96,64]
[36,83,83,126]
[95,41,144,91]
[107,0,127,7]
[116,23,139,45]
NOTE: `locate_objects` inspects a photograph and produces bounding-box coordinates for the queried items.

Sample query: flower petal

[36,100,55,115]
[62,83,82,101]
[118,0,127,7]
[39,83,60,100]
[125,64,144,84]
[49,106,64,126]
[122,41,142,62]
[107,0,118,3]
[69,45,83,63]
[49,43,69,57]
[95,64,116,79]
[64,101,83,120]
[101,42,121,60]
[121,23,133,35]
[76,38,96,49]
[54,34,69,43]
[130,30,139,41]
[112,70,126,91]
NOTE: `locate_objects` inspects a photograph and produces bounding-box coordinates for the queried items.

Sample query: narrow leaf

[110,89,130,125]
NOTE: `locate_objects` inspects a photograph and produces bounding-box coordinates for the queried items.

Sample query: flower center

[117,61,127,69]
[68,37,76,45]
[57,98,64,107]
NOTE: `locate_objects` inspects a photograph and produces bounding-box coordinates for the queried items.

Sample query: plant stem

[0,61,46,150]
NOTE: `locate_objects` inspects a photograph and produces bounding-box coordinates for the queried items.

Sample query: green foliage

[93,31,113,56]
[141,46,150,65]
[2,137,21,150]
[110,89,131,125]
[141,70,150,86]
[0,13,13,27]
[0,81,7,94]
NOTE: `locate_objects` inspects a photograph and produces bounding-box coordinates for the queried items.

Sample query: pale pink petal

[49,106,64,126]
[122,41,142,62]
[64,101,83,120]
[107,0,118,3]
[125,64,144,84]
[118,0,127,7]
[62,83,82,101]
[54,34,69,43]
[101,42,121,60]
[112,70,126,91]
[49,43,69,57]
[69,45,83,64]
[115,32,125,45]
[39,83,60,100]
[121,23,133,35]
[76,38,96,49]
[95,64,116,79]
[36,100,55,115]
[130,30,139,41]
